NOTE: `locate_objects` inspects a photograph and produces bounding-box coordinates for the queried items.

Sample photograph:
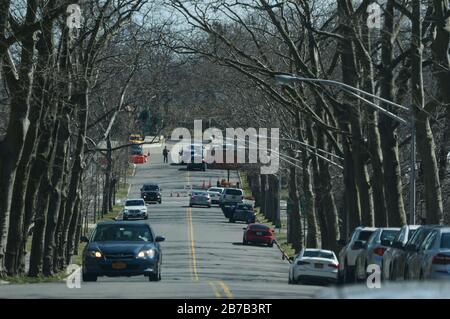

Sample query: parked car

[229,203,256,224]
[381,224,420,281]
[140,183,162,204]
[403,225,444,280]
[81,221,165,282]
[406,225,449,280]
[338,227,377,283]
[289,249,339,285]
[189,190,211,208]
[123,199,148,220]
[242,224,275,247]
[355,227,400,281]
[221,202,238,219]
[220,188,244,205]
[207,187,224,204]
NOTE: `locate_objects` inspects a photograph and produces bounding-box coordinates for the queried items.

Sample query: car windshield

[143,185,159,191]
[225,189,242,195]
[125,200,144,206]
[92,224,153,242]
[381,230,400,242]
[358,230,374,241]
[441,233,450,249]
[303,250,334,259]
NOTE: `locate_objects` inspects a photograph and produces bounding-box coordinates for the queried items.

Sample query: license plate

[256,232,263,236]
[314,263,324,269]
[112,262,127,270]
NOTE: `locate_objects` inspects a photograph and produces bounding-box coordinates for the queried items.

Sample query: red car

[243,224,275,247]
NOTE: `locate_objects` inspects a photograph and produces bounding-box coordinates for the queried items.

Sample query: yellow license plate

[112,262,127,270]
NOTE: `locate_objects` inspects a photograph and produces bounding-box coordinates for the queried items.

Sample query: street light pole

[275,74,417,225]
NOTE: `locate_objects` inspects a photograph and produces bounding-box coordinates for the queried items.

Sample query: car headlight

[88,251,102,258]
[123,209,129,214]
[137,249,156,258]
[141,209,147,212]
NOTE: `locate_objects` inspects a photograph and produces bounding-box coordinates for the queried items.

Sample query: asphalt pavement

[0,140,326,299]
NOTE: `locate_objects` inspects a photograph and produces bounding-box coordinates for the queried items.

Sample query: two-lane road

[0,142,326,298]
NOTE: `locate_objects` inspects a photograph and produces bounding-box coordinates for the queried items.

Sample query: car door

[419,231,438,279]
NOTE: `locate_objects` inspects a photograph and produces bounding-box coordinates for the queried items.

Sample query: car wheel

[243,238,248,245]
[229,218,235,223]
[189,204,193,207]
[268,241,274,247]
[419,270,424,281]
[344,260,354,283]
[158,200,162,204]
[82,273,97,282]
[207,205,211,208]
[149,265,161,282]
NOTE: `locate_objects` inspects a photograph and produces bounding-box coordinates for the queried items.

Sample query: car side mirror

[337,239,347,246]
[381,239,392,247]
[352,240,364,250]
[80,236,89,243]
[155,236,165,242]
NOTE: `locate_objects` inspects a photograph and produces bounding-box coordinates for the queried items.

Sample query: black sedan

[81,221,165,282]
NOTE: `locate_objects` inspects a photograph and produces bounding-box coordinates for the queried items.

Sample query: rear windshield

[441,233,450,249]
[209,188,223,193]
[225,189,243,195]
[381,230,400,242]
[237,204,253,210]
[358,230,374,241]
[303,250,335,259]
[143,185,159,191]
[125,200,144,206]
[250,224,269,230]
[193,192,207,196]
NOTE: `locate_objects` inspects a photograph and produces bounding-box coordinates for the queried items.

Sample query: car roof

[125,198,144,201]
[356,227,378,231]
[303,248,334,254]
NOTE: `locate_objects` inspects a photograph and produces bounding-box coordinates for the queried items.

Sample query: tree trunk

[287,152,302,253]
[379,0,407,227]
[411,0,444,224]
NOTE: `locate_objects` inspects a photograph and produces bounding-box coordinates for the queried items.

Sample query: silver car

[381,225,419,281]
[338,227,377,283]
[406,226,450,280]
[189,190,211,208]
[207,187,224,204]
[404,225,444,280]
[355,228,400,281]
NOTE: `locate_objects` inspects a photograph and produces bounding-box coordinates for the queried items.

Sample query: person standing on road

[163,146,169,163]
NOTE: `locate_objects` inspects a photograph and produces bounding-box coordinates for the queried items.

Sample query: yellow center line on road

[218,281,234,299]
[186,170,199,281]
[208,281,222,298]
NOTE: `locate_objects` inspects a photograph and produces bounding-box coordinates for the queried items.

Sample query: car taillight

[373,247,386,256]
[297,261,310,265]
[328,264,339,269]
[432,254,450,265]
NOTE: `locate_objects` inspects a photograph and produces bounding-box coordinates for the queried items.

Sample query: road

[0,141,326,298]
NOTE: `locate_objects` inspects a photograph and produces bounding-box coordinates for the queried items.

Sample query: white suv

[123,198,148,220]
[338,227,377,283]
[220,188,244,205]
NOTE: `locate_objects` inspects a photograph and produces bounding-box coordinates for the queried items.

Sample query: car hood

[87,242,156,254]
[124,206,147,210]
